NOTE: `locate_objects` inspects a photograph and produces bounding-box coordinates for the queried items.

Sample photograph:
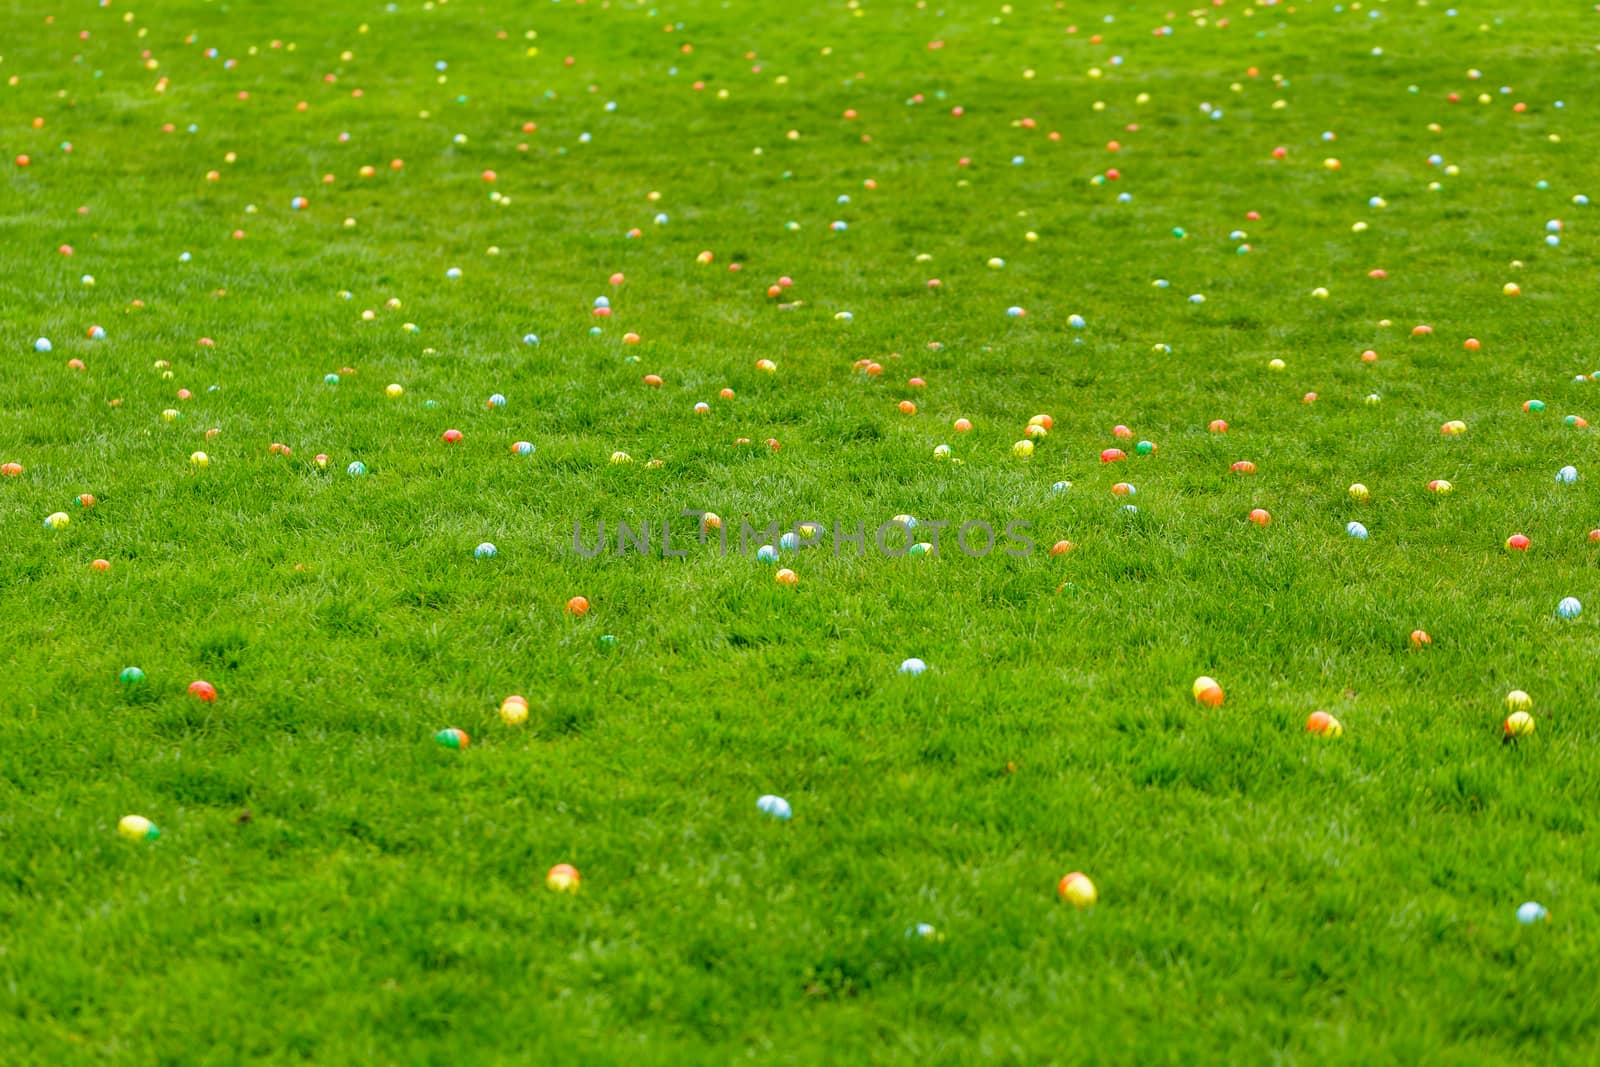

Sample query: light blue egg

[1154,279,1169,288]
[1558,597,1582,618]
[445,267,462,279]
[1117,192,1132,203]
[756,795,791,819]
[1547,235,1560,246]
[488,394,506,408]
[907,923,938,939]
[654,213,668,225]
[756,544,778,563]
[474,542,497,559]
[1068,314,1086,329]
[1006,306,1025,317]
[899,658,927,676]
[1051,481,1071,494]
[1557,465,1578,483]
[34,337,52,353]
[1012,155,1025,165]
[594,296,610,309]
[837,194,850,204]
[1517,902,1548,924]
[347,461,366,476]
[523,334,540,345]
[324,373,340,385]
[1346,521,1368,539]
[831,220,848,231]
[779,532,799,551]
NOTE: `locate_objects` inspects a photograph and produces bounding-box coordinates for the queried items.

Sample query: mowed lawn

[3,0,1600,1062]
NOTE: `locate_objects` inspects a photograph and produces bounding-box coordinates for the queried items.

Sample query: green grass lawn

[4,0,1600,1061]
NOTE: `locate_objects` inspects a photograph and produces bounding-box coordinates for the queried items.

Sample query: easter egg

[474,542,497,559]
[1557,466,1578,484]
[546,864,581,892]
[499,695,529,725]
[899,658,927,675]
[1517,902,1549,924]
[1100,448,1126,463]
[512,441,534,455]
[1346,522,1368,539]
[118,815,160,842]
[1505,534,1530,552]
[756,544,779,563]
[1231,461,1256,474]
[1208,420,1228,434]
[1410,630,1432,649]
[347,461,366,476]
[441,429,462,444]
[1503,711,1535,738]
[1349,483,1370,502]
[1427,479,1452,494]
[1505,690,1533,712]
[434,727,470,749]
[188,680,217,702]
[775,568,799,586]
[1248,508,1271,526]
[757,795,792,819]
[1012,440,1034,458]
[120,666,146,685]
[190,451,209,468]
[565,596,590,616]
[43,511,70,530]
[1057,872,1097,908]
[1306,711,1343,738]
[1558,597,1582,619]
[1192,676,1224,707]
[386,383,404,398]
[954,418,972,432]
